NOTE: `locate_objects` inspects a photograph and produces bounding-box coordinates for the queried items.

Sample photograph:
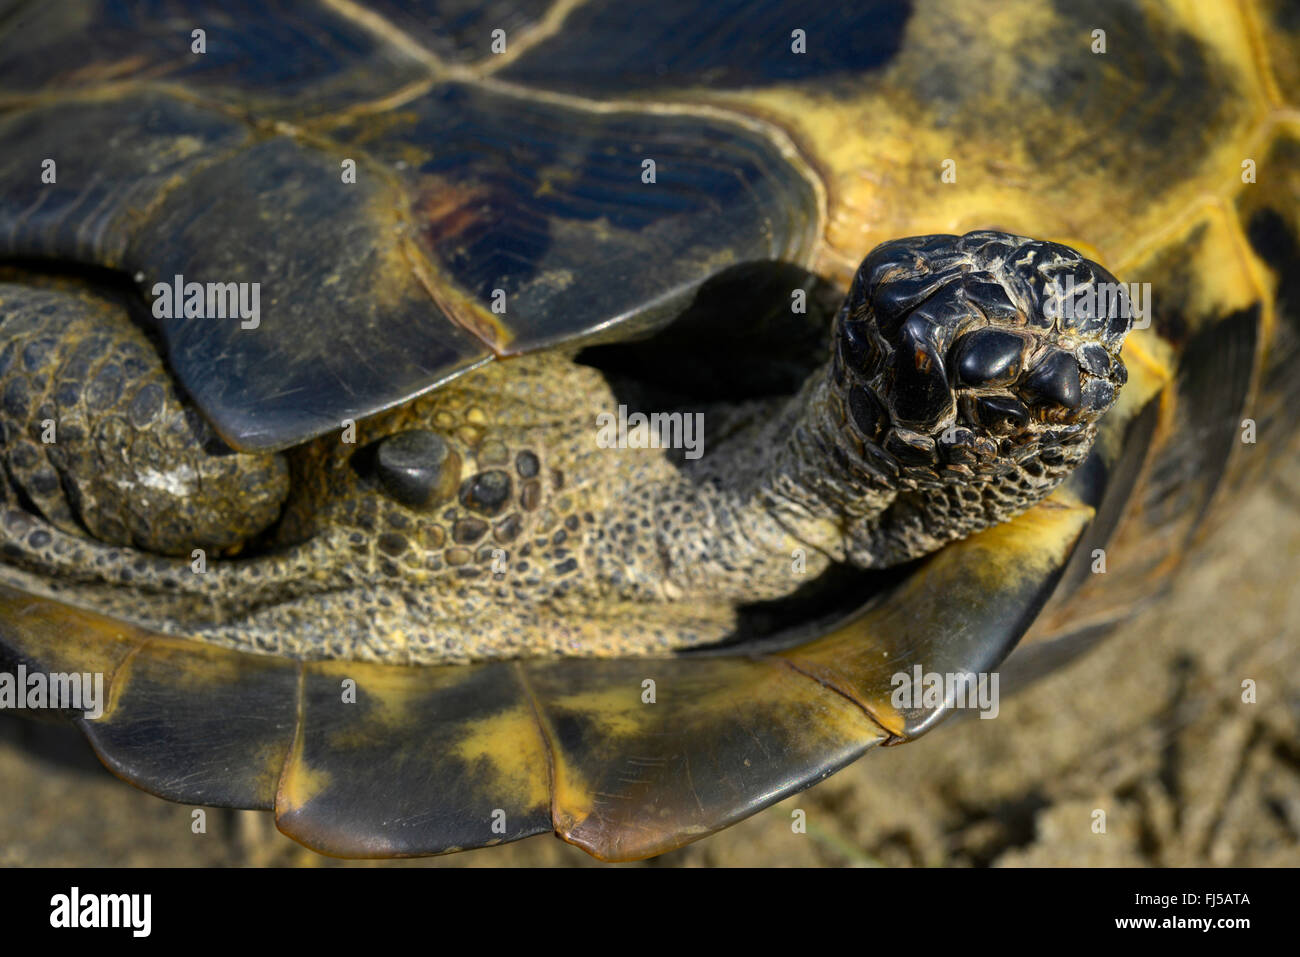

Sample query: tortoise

[0,0,1297,862]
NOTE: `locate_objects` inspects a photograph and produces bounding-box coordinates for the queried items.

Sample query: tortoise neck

[689,361,897,563]
[771,367,898,519]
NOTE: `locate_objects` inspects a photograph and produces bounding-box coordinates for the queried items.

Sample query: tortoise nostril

[374,429,460,508]
[1021,352,1082,410]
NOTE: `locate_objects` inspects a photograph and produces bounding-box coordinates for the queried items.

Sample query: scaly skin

[0,281,287,554]
[0,232,1132,663]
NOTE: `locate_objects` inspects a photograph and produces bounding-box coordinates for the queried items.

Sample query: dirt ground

[2,461,1298,867]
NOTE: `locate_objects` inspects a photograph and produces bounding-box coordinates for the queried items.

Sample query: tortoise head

[833,230,1133,485]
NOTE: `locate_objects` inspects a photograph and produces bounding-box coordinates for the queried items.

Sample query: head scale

[832,230,1133,487]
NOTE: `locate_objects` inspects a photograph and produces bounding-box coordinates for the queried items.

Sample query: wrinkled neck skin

[693,369,892,559]
[613,359,1086,604]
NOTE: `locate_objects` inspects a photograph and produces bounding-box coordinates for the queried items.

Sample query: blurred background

[3,451,1297,867]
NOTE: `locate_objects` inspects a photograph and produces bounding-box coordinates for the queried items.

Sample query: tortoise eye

[373,430,459,508]
[951,328,1025,387]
